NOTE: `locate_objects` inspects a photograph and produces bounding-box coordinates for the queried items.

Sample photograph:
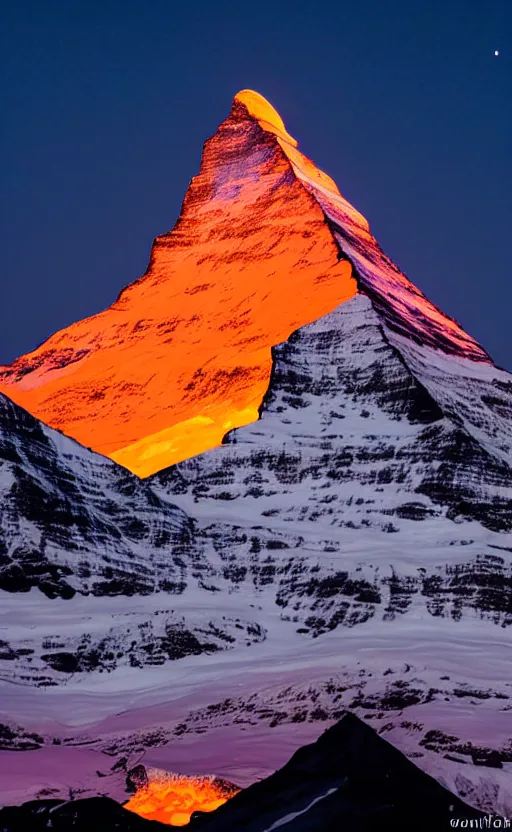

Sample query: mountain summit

[0,90,489,477]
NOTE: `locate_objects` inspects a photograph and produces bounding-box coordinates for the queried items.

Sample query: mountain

[0,91,358,477]
[0,391,267,688]
[0,392,193,601]
[0,714,487,831]
[0,91,511,820]
[0,90,497,478]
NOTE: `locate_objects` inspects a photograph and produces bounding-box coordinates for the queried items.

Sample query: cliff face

[0,91,490,478]
[0,93,357,477]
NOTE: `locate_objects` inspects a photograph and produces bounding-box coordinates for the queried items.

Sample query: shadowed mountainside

[0,714,485,831]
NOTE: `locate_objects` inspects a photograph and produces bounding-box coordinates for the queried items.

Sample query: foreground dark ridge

[0,714,485,831]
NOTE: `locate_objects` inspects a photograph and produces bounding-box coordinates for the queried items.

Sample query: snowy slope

[0,390,197,598]
[0,393,266,687]
[154,292,512,585]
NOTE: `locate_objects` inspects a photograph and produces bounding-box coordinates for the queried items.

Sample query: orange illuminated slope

[0,90,489,477]
[0,91,356,476]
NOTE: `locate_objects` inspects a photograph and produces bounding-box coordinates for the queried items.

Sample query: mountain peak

[0,91,492,476]
[232,89,298,147]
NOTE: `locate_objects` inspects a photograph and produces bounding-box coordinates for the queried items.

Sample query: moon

[494,49,499,56]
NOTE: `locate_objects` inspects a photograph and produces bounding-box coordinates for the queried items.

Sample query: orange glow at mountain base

[123,773,240,826]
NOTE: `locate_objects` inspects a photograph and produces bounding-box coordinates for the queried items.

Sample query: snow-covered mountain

[0,90,511,819]
[0,392,268,688]
[0,392,193,599]
[148,292,512,815]
[154,290,512,620]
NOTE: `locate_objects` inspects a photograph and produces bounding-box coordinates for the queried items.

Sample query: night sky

[2,0,511,368]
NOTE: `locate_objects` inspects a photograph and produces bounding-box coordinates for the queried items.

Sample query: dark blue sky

[2,1,511,368]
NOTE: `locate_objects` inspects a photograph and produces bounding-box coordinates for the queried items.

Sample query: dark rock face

[0,722,44,751]
[125,764,149,794]
[188,714,486,831]
[0,715,485,831]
